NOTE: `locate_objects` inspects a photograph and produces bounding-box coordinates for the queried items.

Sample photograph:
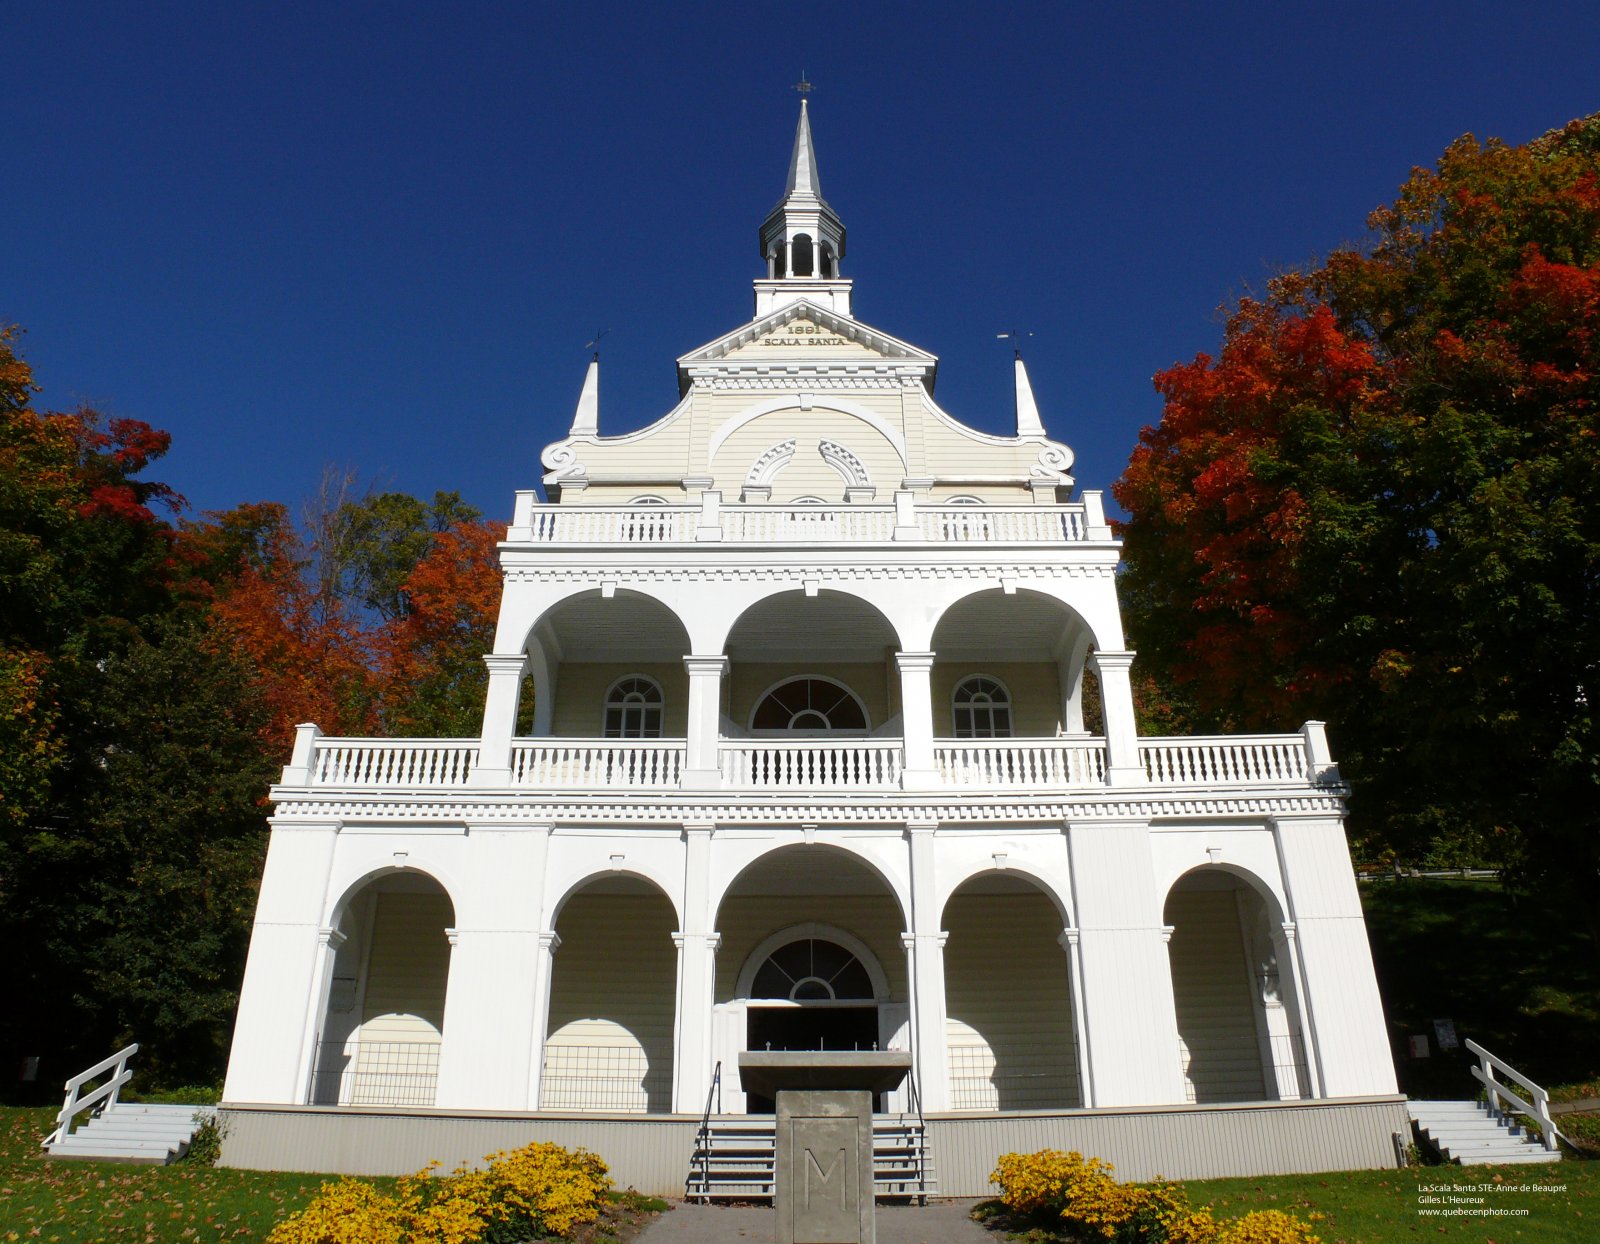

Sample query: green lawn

[0,1108,666,1243]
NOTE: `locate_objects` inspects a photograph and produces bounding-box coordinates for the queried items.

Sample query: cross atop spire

[792,73,814,96]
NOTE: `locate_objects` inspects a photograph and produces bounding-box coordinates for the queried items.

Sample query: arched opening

[929,589,1103,785]
[1165,867,1309,1104]
[521,589,691,740]
[819,242,836,278]
[542,874,677,1112]
[792,233,814,276]
[771,244,786,279]
[942,872,1082,1110]
[310,871,455,1106]
[714,847,908,1112]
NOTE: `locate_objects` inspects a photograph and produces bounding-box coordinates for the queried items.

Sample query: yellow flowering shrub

[990,1150,1319,1244]
[267,1140,612,1243]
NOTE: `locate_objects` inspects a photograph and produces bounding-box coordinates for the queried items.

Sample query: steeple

[755,93,852,318]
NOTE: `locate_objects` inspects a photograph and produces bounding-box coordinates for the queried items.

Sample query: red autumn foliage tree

[1115,115,1600,937]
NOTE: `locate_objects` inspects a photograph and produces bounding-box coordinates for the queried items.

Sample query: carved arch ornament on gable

[741,439,798,501]
[818,439,875,499]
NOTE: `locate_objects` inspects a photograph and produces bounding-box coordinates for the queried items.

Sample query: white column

[472,652,529,786]
[673,822,720,1112]
[527,930,561,1109]
[223,823,340,1104]
[1278,922,1322,1098]
[1065,818,1185,1106]
[896,652,938,791]
[296,926,346,1103]
[1089,651,1145,785]
[1272,814,1396,1097]
[1057,926,1094,1108]
[682,656,728,790]
[904,822,949,1110]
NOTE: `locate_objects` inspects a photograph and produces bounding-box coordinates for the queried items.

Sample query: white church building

[219,101,1406,1194]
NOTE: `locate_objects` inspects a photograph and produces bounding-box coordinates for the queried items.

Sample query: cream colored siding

[710,409,904,500]
[358,892,452,1045]
[715,895,906,1002]
[727,662,891,731]
[943,892,1080,1109]
[932,662,1063,737]
[544,892,676,1111]
[1167,886,1268,1103]
[547,662,689,736]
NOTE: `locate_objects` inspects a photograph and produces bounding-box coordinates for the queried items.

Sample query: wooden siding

[931,662,1064,738]
[219,1097,1409,1193]
[545,893,677,1112]
[546,661,690,737]
[1166,885,1267,1103]
[944,892,1080,1109]
[359,892,451,1045]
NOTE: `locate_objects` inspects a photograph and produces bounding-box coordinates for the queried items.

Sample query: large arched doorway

[310,871,455,1107]
[1165,867,1310,1103]
[713,846,908,1112]
[942,872,1083,1110]
[541,875,677,1112]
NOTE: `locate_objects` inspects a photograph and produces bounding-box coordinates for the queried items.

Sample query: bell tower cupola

[754,92,853,318]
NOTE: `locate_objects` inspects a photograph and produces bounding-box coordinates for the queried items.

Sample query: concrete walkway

[632,1199,995,1243]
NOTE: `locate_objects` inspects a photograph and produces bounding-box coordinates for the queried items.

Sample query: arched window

[752,677,868,732]
[792,233,814,276]
[751,938,874,1001]
[953,676,1012,739]
[819,243,836,278]
[604,676,664,739]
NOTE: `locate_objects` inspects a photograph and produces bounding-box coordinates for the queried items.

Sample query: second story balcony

[281,727,1334,797]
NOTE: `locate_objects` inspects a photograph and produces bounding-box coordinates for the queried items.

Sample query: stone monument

[738,1051,912,1244]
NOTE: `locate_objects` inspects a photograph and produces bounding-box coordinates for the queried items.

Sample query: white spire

[569,354,599,436]
[785,98,824,203]
[1013,351,1045,437]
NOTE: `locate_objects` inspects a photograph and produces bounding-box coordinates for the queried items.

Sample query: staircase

[46,1102,214,1164]
[41,1042,215,1165]
[1408,1101,1560,1165]
[685,1114,936,1201]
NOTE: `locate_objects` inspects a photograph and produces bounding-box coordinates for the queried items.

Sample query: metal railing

[43,1043,138,1147]
[1178,1034,1309,1104]
[308,1040,440,1107]
[1468,1038,1565,1152]
[945,1046,1078,1111]
[538,1045,672,1113]
[688,1060,723,1202]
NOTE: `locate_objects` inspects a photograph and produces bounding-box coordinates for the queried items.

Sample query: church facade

[220,102,1405,1191]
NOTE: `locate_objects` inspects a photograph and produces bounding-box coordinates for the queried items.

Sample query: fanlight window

[751,938,874,1001]
[604,676,664,739]
[953,676,1013,739]
[752,678,868,732]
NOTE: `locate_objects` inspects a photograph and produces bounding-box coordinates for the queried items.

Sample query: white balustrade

[309,739,479,787]
[934,739,1108,788]
[508,501,1092,546]
[917,505,1088,543]
[720,739,905,789]
[510,739,686,789]
[720,505,898,543]
[1139,736,1310,785]
[521,505,696,544]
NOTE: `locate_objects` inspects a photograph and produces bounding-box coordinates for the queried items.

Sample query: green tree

[1115,115,1600,940]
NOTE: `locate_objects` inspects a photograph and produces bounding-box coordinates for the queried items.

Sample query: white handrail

[1465,1037,1564,1152]
[43,1043,139,1147]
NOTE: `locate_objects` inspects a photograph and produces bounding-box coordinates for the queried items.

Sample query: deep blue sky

[6,3,1597,523]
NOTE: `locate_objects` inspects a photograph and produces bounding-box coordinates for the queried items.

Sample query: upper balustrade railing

[286,731,1331,796]
[506,492,1106,548]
